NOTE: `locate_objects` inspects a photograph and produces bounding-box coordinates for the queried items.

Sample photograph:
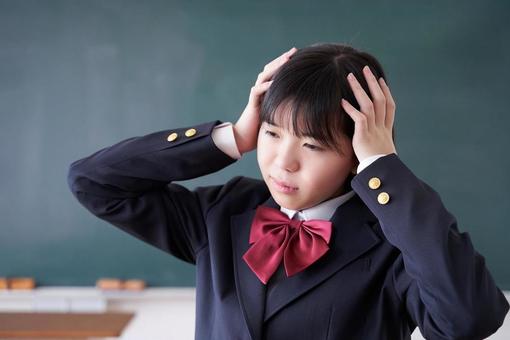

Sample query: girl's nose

[274,146,299,172]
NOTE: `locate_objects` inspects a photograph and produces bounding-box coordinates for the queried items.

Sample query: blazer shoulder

[203,176,270,215]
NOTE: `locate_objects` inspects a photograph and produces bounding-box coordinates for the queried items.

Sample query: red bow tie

[242,206,332,285]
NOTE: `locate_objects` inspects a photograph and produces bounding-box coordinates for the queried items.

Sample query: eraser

[122,279,146,291]
[96,278,123,290]
[0,278,8,290]
[9,277,36,290]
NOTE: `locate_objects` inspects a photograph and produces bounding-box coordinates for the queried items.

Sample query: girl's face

[257,120,356,211]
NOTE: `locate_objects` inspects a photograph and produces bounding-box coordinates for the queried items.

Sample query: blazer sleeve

[67,120,238,264]
[351,154,509,339]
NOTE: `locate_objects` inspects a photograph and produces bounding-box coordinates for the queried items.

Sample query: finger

[378,78,396,129]
[256,47,296,84]
[255,47,297,85]
[362,66,386,127]
[341,98,369,133]
[266,47,297,70]
[248,81,273,107]
[346,73,375,127]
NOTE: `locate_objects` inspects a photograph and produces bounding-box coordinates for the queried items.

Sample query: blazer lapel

[231,194,381,340]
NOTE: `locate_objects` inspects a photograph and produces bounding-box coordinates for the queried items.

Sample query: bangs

[260,62,354,154]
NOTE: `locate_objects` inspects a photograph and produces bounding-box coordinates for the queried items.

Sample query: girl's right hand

[233,47,297,154]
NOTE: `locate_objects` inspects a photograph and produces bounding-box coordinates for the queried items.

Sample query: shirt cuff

[211,122,242,160]
[357,154,388,174]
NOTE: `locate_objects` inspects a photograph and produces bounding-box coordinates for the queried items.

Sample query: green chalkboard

[1,0,509,288]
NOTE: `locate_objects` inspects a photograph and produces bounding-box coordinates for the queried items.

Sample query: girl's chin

[271,194,307,211]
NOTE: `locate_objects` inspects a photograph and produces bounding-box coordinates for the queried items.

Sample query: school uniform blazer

[67,120,509,340]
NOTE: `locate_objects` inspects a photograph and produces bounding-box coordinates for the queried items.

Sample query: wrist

[212,122,242,159]
[232,124,247,155]
[233,123,258,155]
[356,144,396,163]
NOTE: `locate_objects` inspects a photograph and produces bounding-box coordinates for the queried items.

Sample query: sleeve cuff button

[377,192,390,205]
[167,132,178,142]
[185,128,197,137]
[368,177,381,190]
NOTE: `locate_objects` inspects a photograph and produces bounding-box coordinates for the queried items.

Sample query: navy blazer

[67,120,509,340]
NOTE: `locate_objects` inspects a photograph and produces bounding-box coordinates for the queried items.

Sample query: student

[68,43,509,339]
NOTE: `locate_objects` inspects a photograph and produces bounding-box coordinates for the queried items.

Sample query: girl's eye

[265,130,278,138]
[265,130,323,151]
[304,143,323,151]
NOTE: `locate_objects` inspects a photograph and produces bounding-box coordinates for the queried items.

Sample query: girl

[68,43,508,339]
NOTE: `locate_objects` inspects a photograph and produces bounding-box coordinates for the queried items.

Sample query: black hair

[260,43,392,155]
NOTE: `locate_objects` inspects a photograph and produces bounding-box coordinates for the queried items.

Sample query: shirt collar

[280,190,355,221]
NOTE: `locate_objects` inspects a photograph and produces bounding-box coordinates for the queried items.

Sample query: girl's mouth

[271,177,299,193]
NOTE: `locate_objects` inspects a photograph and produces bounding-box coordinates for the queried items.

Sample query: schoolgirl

[68,43,508,339]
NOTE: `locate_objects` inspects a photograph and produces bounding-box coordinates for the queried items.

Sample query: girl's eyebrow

[265,121,314,138]
[266,122,280,128]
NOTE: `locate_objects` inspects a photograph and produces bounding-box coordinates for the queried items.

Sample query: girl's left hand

[341,66,397,163]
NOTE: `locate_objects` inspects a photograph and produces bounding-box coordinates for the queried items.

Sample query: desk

[0,312,134,339]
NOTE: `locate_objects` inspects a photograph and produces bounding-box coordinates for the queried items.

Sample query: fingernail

[347,73,354,80]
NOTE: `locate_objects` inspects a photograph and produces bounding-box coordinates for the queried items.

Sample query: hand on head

[233,47,297,155]
[341,66,397,162]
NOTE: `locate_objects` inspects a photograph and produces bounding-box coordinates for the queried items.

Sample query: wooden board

[0,312,134,338]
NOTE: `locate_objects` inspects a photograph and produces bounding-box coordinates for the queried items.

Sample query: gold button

[377,192,390,205]
[368,177,381,190]
[167,132,178,142]
[185,128,197,137]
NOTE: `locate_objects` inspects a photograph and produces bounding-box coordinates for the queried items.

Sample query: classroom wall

[1,0,509,287]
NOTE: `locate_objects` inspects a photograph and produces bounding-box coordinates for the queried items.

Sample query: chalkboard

[1,0,509,288]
